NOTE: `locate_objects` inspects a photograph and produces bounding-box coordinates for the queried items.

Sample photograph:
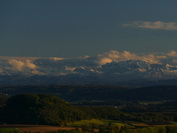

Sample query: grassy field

[68,119,132,128]
[68,119,175,128]
[0,125,75,133]
[0,120,175,133]
[0,128,20,133]
[68,119,105,126]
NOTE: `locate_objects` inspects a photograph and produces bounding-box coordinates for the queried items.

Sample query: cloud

[98,57,112,65]
[123,21,177,30]
[49,57,64,61]
[166,50,177,57]
[25,60,37,69]
[8,60,25,71]
[96,50,161,65]
[2,50,177,76]
[97,50,138,65]
[8,59,37,71]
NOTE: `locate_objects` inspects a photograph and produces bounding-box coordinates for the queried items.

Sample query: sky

[1,0,177,57]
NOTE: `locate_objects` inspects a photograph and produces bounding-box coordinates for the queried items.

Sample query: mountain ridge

[1,51,177,86]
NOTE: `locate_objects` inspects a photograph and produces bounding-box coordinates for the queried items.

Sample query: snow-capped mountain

[1,50,177,85]
[103,61,177,80]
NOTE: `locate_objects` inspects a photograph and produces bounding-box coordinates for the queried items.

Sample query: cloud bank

[96,50,162,65]
[8,59,37,71]
[1,50,177,76]
[123,21,177,30]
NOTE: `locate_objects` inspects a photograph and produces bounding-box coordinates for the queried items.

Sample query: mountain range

[1,50,177,86]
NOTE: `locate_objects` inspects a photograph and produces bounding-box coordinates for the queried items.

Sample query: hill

[2,94,87,125]
[1,85,177,103]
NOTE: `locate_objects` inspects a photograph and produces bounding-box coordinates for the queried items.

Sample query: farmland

[0,120,177,133]
[0,125,75,133]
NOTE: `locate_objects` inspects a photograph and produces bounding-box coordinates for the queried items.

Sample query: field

[68,119,105,126]
[68,119,151,128]
[0,120,176,133]
[0,125,75,133]
[0,128,20,133]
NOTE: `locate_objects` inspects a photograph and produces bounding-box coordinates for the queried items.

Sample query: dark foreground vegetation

[1,93,177,125]
[1,85,177,132]
[1,94,177,133]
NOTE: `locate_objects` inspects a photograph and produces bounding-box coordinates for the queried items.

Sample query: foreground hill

[1,94,177,133]
[1,94,87,125]
[0,94,128,125]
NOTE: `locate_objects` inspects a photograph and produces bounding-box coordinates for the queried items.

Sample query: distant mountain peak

[1,51,177,85]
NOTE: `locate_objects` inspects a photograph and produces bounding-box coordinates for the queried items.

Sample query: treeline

[120,101,177,122]
[0,94,88,125]
[0,94,146,125]
[0,94,129,125]
[1,93,177,126]
[80,106,132,120]
[80,102,177,122]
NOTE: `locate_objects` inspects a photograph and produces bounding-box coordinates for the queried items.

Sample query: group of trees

[0,94,133,125]
[0,94,88,125]
[80,106,131,120]
[1,93,177,129]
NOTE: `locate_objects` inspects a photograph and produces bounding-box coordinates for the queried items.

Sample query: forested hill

[0,94,128,125]
[1,94,88,125]
[1,85,177,102]
[1,93,177,127]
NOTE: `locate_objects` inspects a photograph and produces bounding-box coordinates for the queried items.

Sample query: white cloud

[25,60,37,69]
[97,50,138,65]
[8,59,37,71]
[166,50,177,57]
[141,54,162,64]
[123,21,177,30]
[2,50,177,76]
[96,50,161,65]
[98,57,112,65]
[8,60,25,71]
[49,57,64,61]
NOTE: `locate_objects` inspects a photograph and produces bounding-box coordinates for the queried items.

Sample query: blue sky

[1,0,177,57]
